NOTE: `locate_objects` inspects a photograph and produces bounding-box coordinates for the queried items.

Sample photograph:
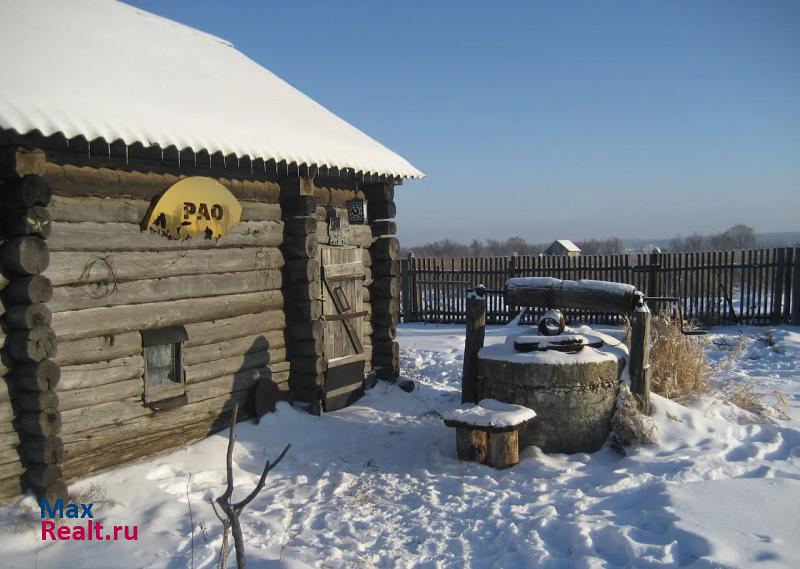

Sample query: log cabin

[0,0,422,502]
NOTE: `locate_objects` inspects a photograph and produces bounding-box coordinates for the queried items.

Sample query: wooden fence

[400,248,800,326]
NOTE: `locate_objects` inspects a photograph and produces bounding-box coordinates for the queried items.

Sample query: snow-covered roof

[0,0,423,180]
[549,240,581,252]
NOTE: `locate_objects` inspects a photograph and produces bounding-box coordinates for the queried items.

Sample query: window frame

[140,325,189,409]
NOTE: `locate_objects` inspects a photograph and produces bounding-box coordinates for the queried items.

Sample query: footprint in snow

[145,464,181,481]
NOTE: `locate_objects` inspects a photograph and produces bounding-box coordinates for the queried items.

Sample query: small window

[141,325,188,408]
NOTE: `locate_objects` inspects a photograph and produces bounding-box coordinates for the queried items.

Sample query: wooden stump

[455,428,487,462]
[444,400,534,469]
[487,431,519,469]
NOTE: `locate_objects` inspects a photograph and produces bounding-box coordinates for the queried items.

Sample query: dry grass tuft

[714,333,747,373]
[725,382,763,414]
[725,382,791,421]
[69,482,115,508]
[620,315,632,345]
[648,312,711,402]
[772,390,790,417]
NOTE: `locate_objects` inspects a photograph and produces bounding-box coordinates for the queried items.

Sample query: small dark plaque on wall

[346,199,367,225]
[329,216,353,246]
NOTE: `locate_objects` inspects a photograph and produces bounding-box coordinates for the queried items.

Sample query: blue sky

[127,0,799,245]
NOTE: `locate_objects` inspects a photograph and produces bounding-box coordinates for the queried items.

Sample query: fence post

[401,251,413,323]
[792,247,800,325]
[772,248,786,324]
[648,248,662,312]
[784,247,794,323]
[462,284,486,404]
[507,252,518,322]
[629,303,652,415]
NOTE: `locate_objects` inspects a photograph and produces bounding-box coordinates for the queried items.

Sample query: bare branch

[210,497,225,523]
[220,404,239,504]
[211,402,291,569]
[186,473,195,569]
[233,443,291,511]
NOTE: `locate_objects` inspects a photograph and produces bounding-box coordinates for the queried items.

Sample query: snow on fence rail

[400,248,800,326]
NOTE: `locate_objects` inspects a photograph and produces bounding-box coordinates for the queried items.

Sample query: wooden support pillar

[629,304,652,415]
[462,285,486,404]
[280,177,322,409]
[367,185,400,379]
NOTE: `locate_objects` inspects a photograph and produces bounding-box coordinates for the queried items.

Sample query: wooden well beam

[503,277,643,315]
[502,276,651,414]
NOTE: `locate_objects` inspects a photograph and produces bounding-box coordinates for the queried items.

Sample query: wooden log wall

[0,143,404,499]
[39,159,289,483]
[282,178,323,408]
[0,149,64,501]
[1,252,25,503]
[363,183,400,379]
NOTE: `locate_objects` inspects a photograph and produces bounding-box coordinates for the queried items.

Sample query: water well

[460,277,651,456]
[476,329,628,453]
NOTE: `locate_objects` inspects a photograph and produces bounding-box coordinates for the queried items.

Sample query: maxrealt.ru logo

[40,499,138,541]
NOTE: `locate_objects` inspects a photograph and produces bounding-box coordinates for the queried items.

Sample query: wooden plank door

[321,246,366,411]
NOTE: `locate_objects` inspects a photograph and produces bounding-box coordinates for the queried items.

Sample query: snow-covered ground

[2,324,800,568]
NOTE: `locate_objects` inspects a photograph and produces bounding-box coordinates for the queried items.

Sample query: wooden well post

[462,284,486,404]
[629,303,652,415]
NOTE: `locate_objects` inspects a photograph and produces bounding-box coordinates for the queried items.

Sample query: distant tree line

[575,237,626,255]
[667,224,756,252]
[401,224,779,258]
[403,236,626,258]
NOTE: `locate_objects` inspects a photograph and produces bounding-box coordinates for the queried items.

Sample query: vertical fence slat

[782,248,792,323]
[745,249,751,322]
[772,248,784,324]
[756,249,764,323]
[792,247,800,325]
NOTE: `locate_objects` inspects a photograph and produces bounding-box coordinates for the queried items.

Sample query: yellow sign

[142,177,242,240]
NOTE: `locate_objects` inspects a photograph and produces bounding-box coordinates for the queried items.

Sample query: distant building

[546,240,581,257]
